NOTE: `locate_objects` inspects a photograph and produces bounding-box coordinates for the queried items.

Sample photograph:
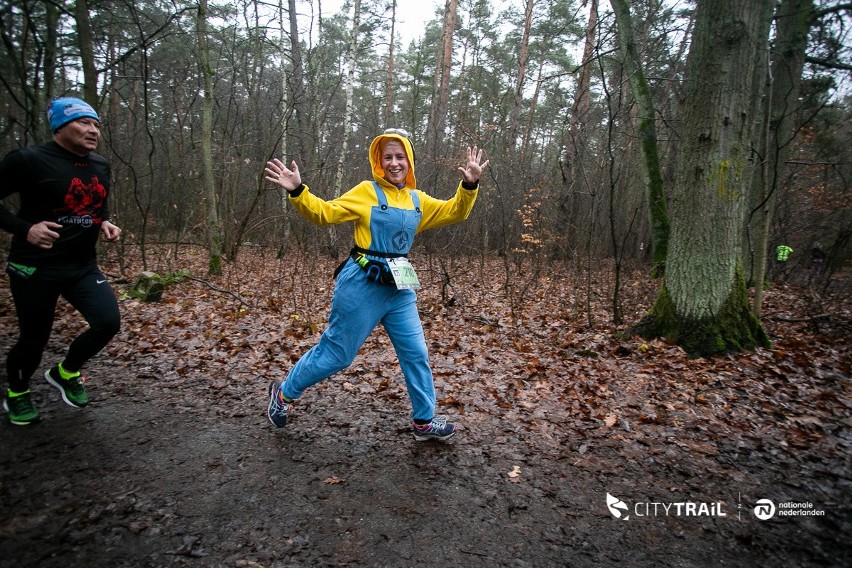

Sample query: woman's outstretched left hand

[458,146,489,184]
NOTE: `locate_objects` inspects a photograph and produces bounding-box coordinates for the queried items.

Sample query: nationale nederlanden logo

[753,498,824,520]
[754,499,776,520]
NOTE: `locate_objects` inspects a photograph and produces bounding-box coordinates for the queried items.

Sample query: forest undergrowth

[101,244,850,467]
[94,245,850,484]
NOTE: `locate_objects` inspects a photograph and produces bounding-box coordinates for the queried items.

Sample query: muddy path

[1,360,847,568]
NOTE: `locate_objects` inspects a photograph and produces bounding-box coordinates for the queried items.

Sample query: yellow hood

[369,132,416,190]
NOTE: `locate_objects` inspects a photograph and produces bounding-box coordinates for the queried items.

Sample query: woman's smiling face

[380,140,409,187]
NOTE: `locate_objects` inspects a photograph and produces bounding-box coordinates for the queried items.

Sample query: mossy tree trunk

[611,0,670,278]
[636,0,773,356]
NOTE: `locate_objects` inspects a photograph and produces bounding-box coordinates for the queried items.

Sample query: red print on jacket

[64,176,106,219]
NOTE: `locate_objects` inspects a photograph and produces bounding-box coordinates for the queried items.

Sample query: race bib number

[387,258,421,290]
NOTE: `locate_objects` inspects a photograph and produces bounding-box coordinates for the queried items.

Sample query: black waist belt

[350,246,407,259]
[332,246,405,286]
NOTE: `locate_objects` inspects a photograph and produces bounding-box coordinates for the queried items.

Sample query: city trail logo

[752,499,825,520]
[606,492,727,520]
[606,493,630,520]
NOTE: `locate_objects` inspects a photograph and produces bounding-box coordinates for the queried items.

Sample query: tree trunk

[275,0,291,254]
[288,0,307,165]
[558,0,597,251]
[611,0,669,277]
[519,61,543,165]
[196,0,223,275]
[384,0,397,127]
[74,0,98,105]
[637,0,772,356]
[334,0,361,198]
[748,0,814,317]
[509,0,534,154]
[42,2,59,133]
[424,0,457,180]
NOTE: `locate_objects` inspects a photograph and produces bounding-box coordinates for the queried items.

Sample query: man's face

[381,140,409,187]
[54,117,101,156]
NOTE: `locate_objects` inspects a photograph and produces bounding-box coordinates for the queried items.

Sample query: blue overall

[280,184,436,420]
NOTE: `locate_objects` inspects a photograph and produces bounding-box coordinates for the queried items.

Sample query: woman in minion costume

[264,130,488,441]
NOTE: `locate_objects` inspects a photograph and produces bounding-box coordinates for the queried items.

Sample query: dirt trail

[0,360,846,568]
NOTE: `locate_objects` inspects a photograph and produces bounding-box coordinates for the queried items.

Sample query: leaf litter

[0,246,848,566]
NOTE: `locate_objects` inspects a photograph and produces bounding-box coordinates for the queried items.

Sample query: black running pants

[5,263,120,393]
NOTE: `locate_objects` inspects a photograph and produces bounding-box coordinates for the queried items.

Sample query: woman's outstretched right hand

[265,158,302,192]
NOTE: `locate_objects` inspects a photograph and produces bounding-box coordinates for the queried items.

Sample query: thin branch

[184,276,252,308]
[769,314,830,323]
[812,2,852,20]
[805,55,852,71]
[97,6,197,74]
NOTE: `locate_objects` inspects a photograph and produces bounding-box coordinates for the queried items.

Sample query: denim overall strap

[372,181,389,208]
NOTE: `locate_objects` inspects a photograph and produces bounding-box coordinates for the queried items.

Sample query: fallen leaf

[507,465,522,483]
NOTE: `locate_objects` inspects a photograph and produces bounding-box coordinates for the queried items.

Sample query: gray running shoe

[267,381,293,428]
[412,415,456,441]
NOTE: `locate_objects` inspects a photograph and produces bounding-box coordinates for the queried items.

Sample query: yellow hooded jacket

[287,132,478,250]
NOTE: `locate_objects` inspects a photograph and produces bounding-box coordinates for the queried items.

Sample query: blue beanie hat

[47,97,100,132]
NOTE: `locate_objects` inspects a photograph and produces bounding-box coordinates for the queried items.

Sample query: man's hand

[27,221,61,249]
[101,220,121,241]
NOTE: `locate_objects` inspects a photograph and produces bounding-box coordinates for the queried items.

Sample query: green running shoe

[45,366,89,408]
[3,391,40,425]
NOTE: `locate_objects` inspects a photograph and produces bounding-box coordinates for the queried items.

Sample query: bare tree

[196,0,223,275]
[558,0,597,252]
[334,0,362,198]
[74,0,98,105]
[384,0,398,126]
[509,0,534,154]
[746,0,849,315]
[424,0,458,183]
[288,0,307,165]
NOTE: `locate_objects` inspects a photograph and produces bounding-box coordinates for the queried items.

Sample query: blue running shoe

[267,381,293,428]
[412,415,456,441]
